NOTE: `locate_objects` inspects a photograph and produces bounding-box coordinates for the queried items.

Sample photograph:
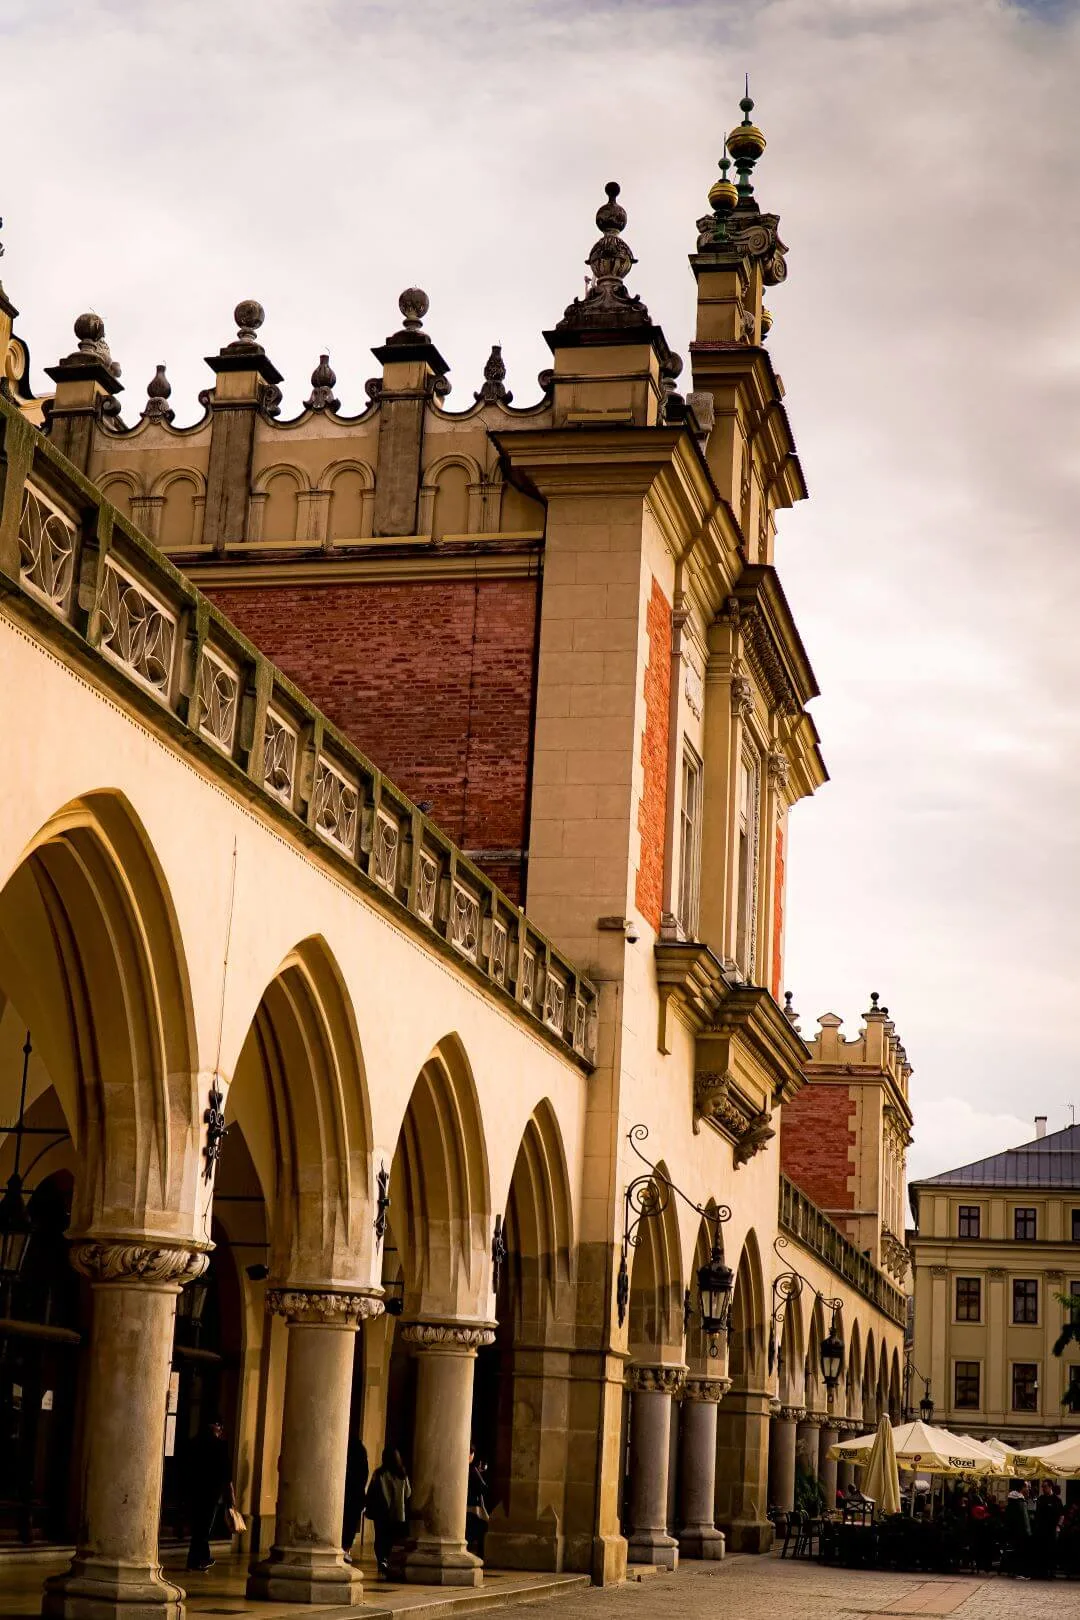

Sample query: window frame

[1013,1206,1037,1241]
[733,748,760,980]
[957,1205,981,1239]
[1071,1208,1080,1243]
[954,1360,981,1410]
[1012,1278,1039,1324]
[954,1276,982,1323]
[676,743,703,941]
[1011,1361,1040,1413]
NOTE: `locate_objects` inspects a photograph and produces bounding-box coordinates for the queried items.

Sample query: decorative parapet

[0,396,598,1068]
[779,1175,906,1327]
[880,1226,911,1284]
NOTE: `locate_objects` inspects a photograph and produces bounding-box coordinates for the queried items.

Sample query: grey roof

[913,1123,1080,1191]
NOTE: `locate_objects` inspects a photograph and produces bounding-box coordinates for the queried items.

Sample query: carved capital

[988,1267,1006,1279]
[70,1239,210,1288]
[800,1412,825,1429]
[684,1376,731,1404]
[730,674,754,720]
[267,1287,384,1326]
[930,1265,948,1278]
[400,1321,496,1351]
[626,1363,687,1395]
[779,1405,806,1423]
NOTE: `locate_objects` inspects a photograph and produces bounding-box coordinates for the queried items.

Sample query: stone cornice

[721,565,819,716]
[687,345,806,511]
[172,538,544,589]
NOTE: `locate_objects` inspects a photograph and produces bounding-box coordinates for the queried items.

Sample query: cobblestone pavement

[512,1556,1078,1620]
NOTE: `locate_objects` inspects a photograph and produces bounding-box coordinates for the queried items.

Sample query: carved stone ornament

[779,1405,806,1424]
[267,1288,385,1326]
[400,1321,496,1351]
[930,1265,949,1278]
[305,354,340,413]
[694,1071,775,1168]
[474,343,513,405]
[69,1239,209,1288]
[556,182,653,335]
[695,205,788,288]
[767,750,790,796]
[800,1412,825,1429]
[734,1110,775,1166]
[684,1376,732,1404]
[730,673,754,720]
[626,1364,687,1395]
[142,364,175,423]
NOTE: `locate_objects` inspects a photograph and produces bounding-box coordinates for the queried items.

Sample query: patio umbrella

[862,1414,901,1515]
[828,1420,1002,1477]
[1011,1432,1080,1477]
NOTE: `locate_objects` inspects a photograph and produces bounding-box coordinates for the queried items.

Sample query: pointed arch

[845,1316,863,1421]
[501,1098,574,1337]
[626,1158,684,1362]
[729,1229,766,1387]
[0,790,197,1234]
[226,935,371,1284]
[390,1032,491,1319]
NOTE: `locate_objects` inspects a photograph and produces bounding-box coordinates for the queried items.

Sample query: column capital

[626,1363,687,1395]
[799,1411,825,1429]
[69,1237,209,1288]
[400,1319,496,1350]
[778,1404,806,1423]
[267,1286,384,1326]
[684,1375,731,1404]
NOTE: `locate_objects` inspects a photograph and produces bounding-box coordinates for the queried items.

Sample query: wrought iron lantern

[0,1033,69,1312]
[768,1235,844,1403]
[919,1381,934,1425]
[617,1125,733,1357]
[819,1313,845,1390]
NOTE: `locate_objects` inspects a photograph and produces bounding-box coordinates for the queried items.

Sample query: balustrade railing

[0,398,597,1065]
[779,1175,907,1325]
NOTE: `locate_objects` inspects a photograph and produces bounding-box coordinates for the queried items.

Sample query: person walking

[186,1417,236,1573]
[465,1447,489,1558]
[1002,1479,1032,1579]
[365,1447,411,1577]
[1033,1478,1063,1579]
[341,1433,369,1564]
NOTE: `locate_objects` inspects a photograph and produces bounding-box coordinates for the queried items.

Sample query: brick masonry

[634,577,671,932]
[206,575,541,902]
[780,1082,857,1216]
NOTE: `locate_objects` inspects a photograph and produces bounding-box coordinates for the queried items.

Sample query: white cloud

[907,1093,1049,1187]
[3,0,1079,1172]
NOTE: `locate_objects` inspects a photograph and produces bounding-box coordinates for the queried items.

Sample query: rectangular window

[1072,1209,1080,1242]
[955,1277,981,1322]
[1012,1362,1039,1412]
[957,1206,981,1239]
[954,1361,980,1409]
[1012,1279,1039,1324]
[1014,1207,1037,1241]
[734,752,759,978]
[677,746,703,940]
[1069,1281,1080,1329]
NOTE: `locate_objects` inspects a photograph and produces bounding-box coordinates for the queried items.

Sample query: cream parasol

[828,1420,1003,1477]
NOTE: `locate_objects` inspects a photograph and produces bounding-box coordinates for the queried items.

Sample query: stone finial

[867,991,884,1016]
[659,350,684,423]
[70,311,120,376]
[142,364,175,424]
[783,990,801,1030]
[398,287,428,332]
[305,353,340,413]
[474,343,513,405]
[555,181,652,335]
[372,286,450,380]
[233,299,265,347]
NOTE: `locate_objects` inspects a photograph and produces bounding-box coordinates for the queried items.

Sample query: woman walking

[365,1447,411,1578]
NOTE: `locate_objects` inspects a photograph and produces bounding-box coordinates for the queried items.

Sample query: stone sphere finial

[74,311,104,344]
[595,181,627,235]
[305,353,340,413]
[142,364,175,424]
[234,300,265,342]
[398,288,429,331]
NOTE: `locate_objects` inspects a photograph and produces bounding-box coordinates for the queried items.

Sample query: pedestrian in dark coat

[341,1434,369,1562]
[1002,1480,1032,1578]
[1033,1479,1063,1579]
[365,1447,411,1576]
[186,1418,235,1572]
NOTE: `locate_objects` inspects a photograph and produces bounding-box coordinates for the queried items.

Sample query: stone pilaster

[625,1365,685,1569]
[247,1288,383,1606]
[767,1405,804,1516]
[397,1322,495,1587]
[714,1388,774,1553]
[677,1377,730,1560]
[43,1239,209,1620]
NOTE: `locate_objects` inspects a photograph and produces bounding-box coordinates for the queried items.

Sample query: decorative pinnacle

[555,180,650,334]
[305,353,340,413]
[234,300,265,344]
[142,364,175,424]
[727,83,766,201]
[398,288,428,332]
[474,342,513,405]
[71,311,120,377]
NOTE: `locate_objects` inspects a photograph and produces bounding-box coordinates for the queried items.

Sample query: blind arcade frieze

[0,403,597,1067]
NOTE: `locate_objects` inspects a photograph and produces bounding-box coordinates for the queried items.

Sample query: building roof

[913,1123,1080,1191]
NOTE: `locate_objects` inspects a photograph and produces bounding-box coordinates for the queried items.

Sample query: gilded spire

[726,83,766,202]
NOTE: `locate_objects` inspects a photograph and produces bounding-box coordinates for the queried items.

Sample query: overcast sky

[5,0,1077,1184]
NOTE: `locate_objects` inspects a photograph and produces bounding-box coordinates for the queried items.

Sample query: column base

[678,1526,726,1560]
[246,1551,365,1606]
[484,1506,563,1572]
[627,1531,678,1569]
[42,1561,183,1620]
[397,1540,483,1587]
[723,1518,774,1554]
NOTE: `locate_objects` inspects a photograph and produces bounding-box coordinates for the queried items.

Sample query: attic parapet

[803,993,913,1102]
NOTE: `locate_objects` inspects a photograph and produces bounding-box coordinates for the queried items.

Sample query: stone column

[767,1405,802,1515]
[247,1288,381,1605]
[714,1389,774,1553]
[677,1378,729,1560]
[818,1422,840,1509]
[42,1238,208,1620]
[398,1321,494,1587]
[625,1365,684,1568]
[795,1412,823,1485]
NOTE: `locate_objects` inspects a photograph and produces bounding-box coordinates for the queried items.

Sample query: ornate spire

[727,83,766,201]
[694,91,788,288]
[305,353,340,412]
[555,181,651,334]
[142,364,175,424]
[474,343,513,405]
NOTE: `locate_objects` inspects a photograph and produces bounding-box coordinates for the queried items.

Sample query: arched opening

[715,1232,773,1552]
[430,463,470,538]
[326,464,373,543]
[158,475,202,549]
[259,470,302,544]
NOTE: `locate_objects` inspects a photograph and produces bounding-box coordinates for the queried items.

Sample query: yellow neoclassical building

[0,96,910,1620]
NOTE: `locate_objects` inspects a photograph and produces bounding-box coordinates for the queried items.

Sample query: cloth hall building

[0,100,912,1619]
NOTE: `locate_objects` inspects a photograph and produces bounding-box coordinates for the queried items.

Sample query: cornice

[687,345,806,508]
[723,564,819,715]
[173,539,543,589]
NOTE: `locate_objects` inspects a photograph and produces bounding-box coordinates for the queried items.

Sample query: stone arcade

[0,98,909,1619]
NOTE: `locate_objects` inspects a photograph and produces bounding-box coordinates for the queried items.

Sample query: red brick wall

[205,576,540,901]
[780,1083,857,1212]
[771,822,785,1000]
[635,577,671,932]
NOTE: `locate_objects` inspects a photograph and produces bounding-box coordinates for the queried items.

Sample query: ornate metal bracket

[203,1083,228,1183]
[492,1212,507,1295]
[374,1161,390,1243]
[768,1233,844,1377]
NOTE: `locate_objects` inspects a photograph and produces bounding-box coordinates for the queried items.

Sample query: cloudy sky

[4,0,1077,1181]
